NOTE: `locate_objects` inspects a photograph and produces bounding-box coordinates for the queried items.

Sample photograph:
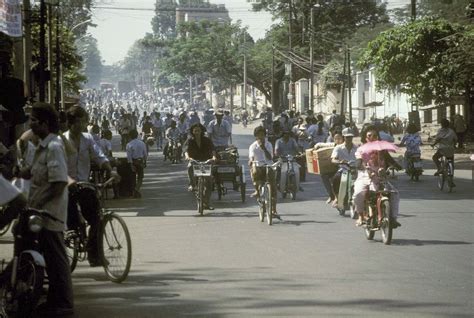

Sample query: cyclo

[64,177,132,283]
[213,146,246,203]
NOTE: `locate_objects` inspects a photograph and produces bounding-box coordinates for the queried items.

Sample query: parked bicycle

[190,159,213,215]
[64,178,132,283]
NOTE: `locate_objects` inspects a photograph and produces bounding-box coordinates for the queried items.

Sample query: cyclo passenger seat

[217,146,239,165]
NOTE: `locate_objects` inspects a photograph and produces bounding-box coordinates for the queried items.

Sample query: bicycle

[253,161,280,225]
[432,145,455,192]
[64,178,132,283]
[190,159,213,215]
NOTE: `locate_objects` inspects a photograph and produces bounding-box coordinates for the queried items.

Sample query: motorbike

[362,168,397,245]
[278,154,301,200]
[0,208,48,317]
[405,153,423,181]
[335,161,357,218]
[166,139,182,164]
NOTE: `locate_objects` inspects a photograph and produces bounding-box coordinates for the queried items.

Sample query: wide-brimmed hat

[342,127,355,137]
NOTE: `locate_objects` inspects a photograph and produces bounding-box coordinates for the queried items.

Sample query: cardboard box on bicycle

[305,149,315,174]
[313,147,338,175]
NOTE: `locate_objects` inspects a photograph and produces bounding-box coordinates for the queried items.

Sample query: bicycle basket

[193,164,212,177]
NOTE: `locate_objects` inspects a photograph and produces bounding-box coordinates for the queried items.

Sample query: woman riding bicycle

[185,123,217,210]
[249,126,280,219]
[432,119,457,179]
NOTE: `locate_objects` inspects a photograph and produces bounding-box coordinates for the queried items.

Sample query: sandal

[355,219,364,227]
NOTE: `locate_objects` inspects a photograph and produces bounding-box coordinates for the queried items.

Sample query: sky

[89,0,275,64]
[89,0,410,65]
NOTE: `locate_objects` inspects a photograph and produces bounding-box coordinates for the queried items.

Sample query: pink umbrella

[357,140,399,156]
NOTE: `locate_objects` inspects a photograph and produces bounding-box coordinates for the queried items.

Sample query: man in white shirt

[64,106,112,266]
[248,126,279,218]
[207,109,231,151]
[126,129,148,198]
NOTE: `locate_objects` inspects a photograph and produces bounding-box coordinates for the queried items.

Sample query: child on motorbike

[399,123,422,173]
[353,128,402,228]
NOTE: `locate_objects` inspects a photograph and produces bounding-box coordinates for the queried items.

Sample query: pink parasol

[357,140,399,156]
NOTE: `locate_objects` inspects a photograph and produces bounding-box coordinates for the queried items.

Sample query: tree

[76,35,103,88]
[152,0,177,39]
[389,0,471,25]
[358,18,473,107]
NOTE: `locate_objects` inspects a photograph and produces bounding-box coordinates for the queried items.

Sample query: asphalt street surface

[1,124,473,317]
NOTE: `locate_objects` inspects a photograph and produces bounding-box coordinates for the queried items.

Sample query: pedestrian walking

[126,129,148,198]
[453,114,467,149]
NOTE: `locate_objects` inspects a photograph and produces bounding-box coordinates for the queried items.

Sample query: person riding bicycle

[63,106,113,267]
[207,109,231,152]
[184,123,217,210]
[330,128,358,207]
[164,120,181,160]
[432,119,457,178]
[249,126,280,219]
[353,128,401,228]
[399,123,422,172]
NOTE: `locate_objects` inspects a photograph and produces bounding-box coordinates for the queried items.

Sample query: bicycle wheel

[99,213,132,283]
[437,159,446,190]
[64,231,79,273]
[258,185,265,222]
[0,221,11,237]
[447,162,454,193]
[380,200,392,245]
[265,183,273,226]
[197,178,204,216]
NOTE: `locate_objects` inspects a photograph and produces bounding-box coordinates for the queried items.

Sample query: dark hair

[440,119,450,128]
[102,129,112,139]
[254,126,266,137]
[31,102,59,133]
[129,129,138,139]
[66,105,89,125]
[190,123,206,138]
[406,123,418,134]
[361,124,379,143]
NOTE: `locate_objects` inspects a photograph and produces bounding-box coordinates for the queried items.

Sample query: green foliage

[152,0,177,39]
[76,35,102,88]
[319,59,344,93]
[358,18,472,106]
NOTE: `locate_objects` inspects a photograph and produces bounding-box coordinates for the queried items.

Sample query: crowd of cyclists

[0,86,465,315]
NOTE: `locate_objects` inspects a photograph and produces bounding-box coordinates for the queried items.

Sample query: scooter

[336,161,357,218]
[0,208,48,317]
[278,154,301,200]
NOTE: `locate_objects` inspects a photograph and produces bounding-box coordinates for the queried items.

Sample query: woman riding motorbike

[353,127,402,228]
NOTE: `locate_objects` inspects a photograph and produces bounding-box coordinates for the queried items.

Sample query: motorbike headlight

[28,215,44,233]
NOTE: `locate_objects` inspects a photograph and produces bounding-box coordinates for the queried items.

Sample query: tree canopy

[358,18,473,106]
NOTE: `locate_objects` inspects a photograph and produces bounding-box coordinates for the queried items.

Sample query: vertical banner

[0,0,22,37]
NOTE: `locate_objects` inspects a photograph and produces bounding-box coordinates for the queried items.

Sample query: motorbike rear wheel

[380,200,393,245]
[6,254,45,317]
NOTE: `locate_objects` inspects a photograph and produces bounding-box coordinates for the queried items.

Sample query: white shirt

[331,143,358,162]
[63,131,108,182]
[126,138,148,163]
[207,119,231,147]
[249,139,273,166]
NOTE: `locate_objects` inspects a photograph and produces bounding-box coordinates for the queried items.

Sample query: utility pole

[271,45,275,112]
[39,0,47,102]
[209,77,213,109]
[23,0,32,98]
[347,47,353,124]
[243,50,247,112]
[55,5,61,110]
[341,48,346,115]
[47,3,54,103]
[309,7,314,113]
[288,0,293,111]
[411,0,416,21]
[189,76,193,107]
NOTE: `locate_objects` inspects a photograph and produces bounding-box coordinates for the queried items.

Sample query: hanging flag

[0,0,22,37]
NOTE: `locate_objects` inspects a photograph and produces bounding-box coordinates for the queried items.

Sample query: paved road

[1,124,473,317]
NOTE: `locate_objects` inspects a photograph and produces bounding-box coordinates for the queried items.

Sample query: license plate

[413,162,423,168]
[193,165,212,177]
[217,167,235,173]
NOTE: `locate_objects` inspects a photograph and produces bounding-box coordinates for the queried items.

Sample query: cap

[342,128,355,137]
[215,109,224,116]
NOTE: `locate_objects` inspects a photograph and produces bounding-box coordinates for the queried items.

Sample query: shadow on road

[392,239,473,246]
